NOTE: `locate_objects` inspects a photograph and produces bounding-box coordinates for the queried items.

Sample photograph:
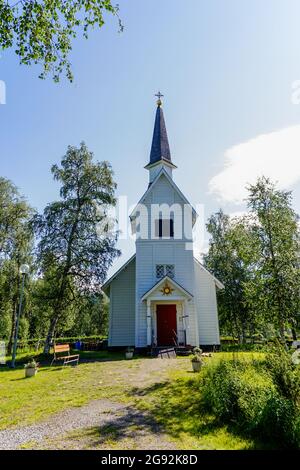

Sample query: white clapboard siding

[135,172,193,242]
[108,257,136,346]
[107,166,221,348]
[135,172,197,347]
[194,260,220,345]
[149,162,173,183]
[135,243,153,347]
[186,301,198,346]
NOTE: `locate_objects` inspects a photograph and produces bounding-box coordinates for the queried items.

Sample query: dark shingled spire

[149,102,171,165]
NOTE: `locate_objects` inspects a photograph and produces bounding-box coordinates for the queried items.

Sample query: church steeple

[145,92,177,183]
[149,93,171,164]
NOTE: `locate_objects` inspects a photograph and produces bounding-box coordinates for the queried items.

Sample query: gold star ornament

[160,283,174,296]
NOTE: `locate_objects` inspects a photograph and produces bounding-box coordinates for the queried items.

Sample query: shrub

[202,360,274,426]
[234,367,275,431]
[202,360,241,419]
[263,346,300,447]
[259,394,299,446]
[265,345,300,405]
[201,356,300,448]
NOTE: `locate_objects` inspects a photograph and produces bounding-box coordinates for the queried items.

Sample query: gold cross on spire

[155,91,164,107]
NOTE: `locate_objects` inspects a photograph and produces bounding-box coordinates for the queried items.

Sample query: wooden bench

[51,344,80,367]
[158,347,177,359]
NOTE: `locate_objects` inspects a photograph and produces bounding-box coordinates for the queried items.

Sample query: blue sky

[2,0,300,274]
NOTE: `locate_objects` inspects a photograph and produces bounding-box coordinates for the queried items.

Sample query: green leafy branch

[0,0,123,81]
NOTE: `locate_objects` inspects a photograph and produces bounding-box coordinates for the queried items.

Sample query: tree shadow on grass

[59,377,272,450]
[127,375,275,450]
[61,405,169,450]
[0,351,144,373]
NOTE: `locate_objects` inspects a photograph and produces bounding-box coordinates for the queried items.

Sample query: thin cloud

[209,125,300,204]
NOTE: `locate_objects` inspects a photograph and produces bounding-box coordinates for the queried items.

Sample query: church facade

[102,97,223,349]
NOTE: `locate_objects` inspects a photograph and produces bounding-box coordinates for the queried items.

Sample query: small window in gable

[166,264,175,279]
[156,264,175,279]
[156,264,165,279]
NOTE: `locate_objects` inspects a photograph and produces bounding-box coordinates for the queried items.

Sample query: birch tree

[247,177,300,341]
[32,142,120,352]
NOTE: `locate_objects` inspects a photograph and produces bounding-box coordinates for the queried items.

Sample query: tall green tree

[32,142,120,352]
[246,177,300,340]
[0,177,31,258]
[66,292,109,337]
[205,178,300,342]
[0,0,122,82]
[204,210,259,341]
[0,178,33,352]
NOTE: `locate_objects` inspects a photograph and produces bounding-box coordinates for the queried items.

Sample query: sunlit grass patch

[130,355,267,450]
[0,356,135,430]
[0,351,273,450]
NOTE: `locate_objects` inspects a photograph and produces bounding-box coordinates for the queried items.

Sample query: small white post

[146,300,152,346]
[183,299,189,345]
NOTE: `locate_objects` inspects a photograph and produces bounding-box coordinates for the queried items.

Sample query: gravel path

[0,358,185,450]
[0,398,177,450]
[0,399,124,450]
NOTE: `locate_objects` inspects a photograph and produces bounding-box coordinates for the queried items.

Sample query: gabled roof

[129,168,198,225]
[194,257,225,290]
[141,275,193,301]
[101,254,224,291]
[148,103,171,165]
[101,254,135,292]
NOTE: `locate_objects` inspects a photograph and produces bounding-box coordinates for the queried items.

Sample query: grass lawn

[132,354,268,450]
[0,351,269,449]
[0,351,133,430]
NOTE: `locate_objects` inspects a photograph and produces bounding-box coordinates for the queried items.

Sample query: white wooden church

[103,96,223,350]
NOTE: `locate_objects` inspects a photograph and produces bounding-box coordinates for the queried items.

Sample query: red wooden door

[156,305,177,346]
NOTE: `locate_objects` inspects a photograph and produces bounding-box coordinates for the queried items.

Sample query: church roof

[194,257,225,290]
[129,168,198,226]
[141,275,193,301]
[148,101,172,165]
[101,254,135,292]
[101,254,224,292]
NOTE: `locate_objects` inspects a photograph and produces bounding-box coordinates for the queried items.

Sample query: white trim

[150,300,191,346]
[141,275,193,301]
[144,158,177,170]
[103,255,224,296]
[183,299,190,344]
[129,168,198,224]
[152,301,185,346]
[102,254,135,291]
[194,257,225,290]
[146,299,151,346]
[108,283,113,346]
